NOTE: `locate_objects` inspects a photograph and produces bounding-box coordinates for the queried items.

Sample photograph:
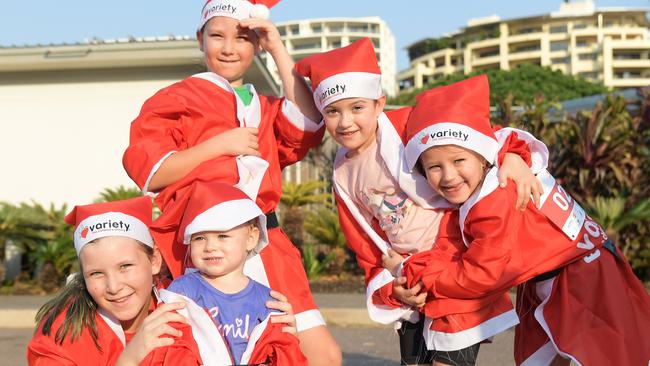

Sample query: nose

[338,110,354,129]
[221,37,235,55]
[105,273,124,295]
[440,166,456,182]
[203,237,219,252]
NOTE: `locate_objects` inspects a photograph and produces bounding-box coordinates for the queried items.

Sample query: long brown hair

[34,239,155,350]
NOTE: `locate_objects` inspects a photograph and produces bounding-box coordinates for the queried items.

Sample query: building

[398,0,650,91]
[0,36,279,206]
[262,16,397,97]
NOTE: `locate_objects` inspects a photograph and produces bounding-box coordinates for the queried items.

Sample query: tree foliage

[390,64,609,106]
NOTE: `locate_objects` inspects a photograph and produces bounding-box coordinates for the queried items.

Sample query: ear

[150,246,163,276]
[246,226,260,252]
[375,96,387,117]
[197,30,205,52]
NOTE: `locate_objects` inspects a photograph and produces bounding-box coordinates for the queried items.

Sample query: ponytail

[35,272,101,350]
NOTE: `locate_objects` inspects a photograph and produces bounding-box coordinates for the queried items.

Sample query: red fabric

[246,319,308,366]
[402,180,612,320]
[27,311,123,366]
[495,130,531,167]
[515,246,650,365]
[126,76,322,315]
[27,309,201,366]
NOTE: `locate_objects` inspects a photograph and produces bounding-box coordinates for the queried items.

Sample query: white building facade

[398,1,650,91]
[263,16,397,97]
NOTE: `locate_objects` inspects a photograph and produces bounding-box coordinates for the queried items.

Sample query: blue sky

[1,0,647,70]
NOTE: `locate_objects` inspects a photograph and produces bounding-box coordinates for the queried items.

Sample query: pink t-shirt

[334,133,443,254]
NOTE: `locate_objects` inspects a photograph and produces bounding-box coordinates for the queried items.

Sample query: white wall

[0,78,180,207]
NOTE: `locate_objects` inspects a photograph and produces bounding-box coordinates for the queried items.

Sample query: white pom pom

[250,4,270,19]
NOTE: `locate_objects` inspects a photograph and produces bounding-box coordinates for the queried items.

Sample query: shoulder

[168,273,202,294]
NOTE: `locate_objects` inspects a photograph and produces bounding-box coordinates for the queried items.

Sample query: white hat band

[73,212,153,254]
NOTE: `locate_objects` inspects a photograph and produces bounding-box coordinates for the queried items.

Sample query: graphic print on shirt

[209,306,253,341]
[363,187,413,237]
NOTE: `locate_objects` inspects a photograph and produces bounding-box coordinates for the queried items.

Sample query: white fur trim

[520,341,559,366]
[295,309,327,332]
[142,151,176,194]
[313,72,382,111]
[405,122,499,171]
[183,198,268,253]
[160,289,233,365]
[249,4,270,19]
[532,277,583,365]
[234,155,269,200]
[198,0,259,31]
[366,269,416,324]
[243,253,270,287]
[240,311,275,364]
[192,72,262,129]
[458,168,500,247]
[74,212,153,254]
[97,309,126,346]
[282,99,324,132]
[494,127,549,173]
[423,308,519,351]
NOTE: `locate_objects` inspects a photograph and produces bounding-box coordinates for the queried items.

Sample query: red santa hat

[198,0,280,31]
[404,74,498,171]
[295,38,383,112]
[64,196,154,255]
[178,181,268,253]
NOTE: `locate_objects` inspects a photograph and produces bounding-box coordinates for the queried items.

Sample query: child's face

[322,96,386,157]
[198,16,259,87]
[80,237,161,332]
[420,144,488,205]
[189,223,259,281]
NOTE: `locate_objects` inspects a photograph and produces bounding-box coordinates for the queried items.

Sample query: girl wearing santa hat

[388,74,650,366]
[295,38,550,366]
[26,196,298,365]
[122,1,341,364]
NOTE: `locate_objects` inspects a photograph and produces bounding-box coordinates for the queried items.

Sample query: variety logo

[319,84,347,104]
[420,128,469,144]
[204,3,237,19]
[79,220,131,239]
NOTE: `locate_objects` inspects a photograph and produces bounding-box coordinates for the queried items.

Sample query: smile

[337,130,358,137]
[107,293,133,305]
[441,182,464,194]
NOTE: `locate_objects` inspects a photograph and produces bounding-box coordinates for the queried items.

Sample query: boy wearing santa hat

[295,39,550,365]
[166,181,306,366]
[389,74,650,366]
[122,1,341,364]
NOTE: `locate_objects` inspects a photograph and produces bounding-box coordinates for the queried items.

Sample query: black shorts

[398,317,481,366]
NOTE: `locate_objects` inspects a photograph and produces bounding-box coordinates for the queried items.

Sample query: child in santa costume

[295,38,549,366]
[165,181,307,366]
[122,1,341,364]
[389,74,650,366]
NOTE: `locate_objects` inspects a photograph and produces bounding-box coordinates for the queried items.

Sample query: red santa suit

[27,303,203,366]
[333,107,550,351]
[123,72,325,331]
[401,74,650,365]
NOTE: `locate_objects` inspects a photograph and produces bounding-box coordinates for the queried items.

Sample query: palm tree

[280,180,330,250]
[304,206,349,275]
[94,185,143,203]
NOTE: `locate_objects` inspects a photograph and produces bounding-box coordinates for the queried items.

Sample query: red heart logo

[81,227,89,238]
[420,134,430,144]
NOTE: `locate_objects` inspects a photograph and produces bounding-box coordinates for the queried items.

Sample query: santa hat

[64,196,154,255]
[198,0,280,31]
[178,181,268,254]
[295,38,383,112]
[404,74,498,171]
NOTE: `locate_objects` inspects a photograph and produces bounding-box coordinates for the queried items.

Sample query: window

[573,23,586,29]
[329,25,344,33]
[311,25,322,34]
[478,49,499,58]
[550,25,568,34]
[550,41,569,51]
[578,53,598,61]
[290,26,299,35]
[552,57,569,64]
[576,40,590,48]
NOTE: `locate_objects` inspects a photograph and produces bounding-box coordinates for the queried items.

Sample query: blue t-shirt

[168,272,273,364]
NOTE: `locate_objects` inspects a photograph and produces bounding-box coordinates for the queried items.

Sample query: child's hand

[381,249,404,277]
[206,127,260,157]
[498,153,543,210]
[266,290,297,335]
[239,18,284,55]
[392,277,426,308]
[116,302,189,366]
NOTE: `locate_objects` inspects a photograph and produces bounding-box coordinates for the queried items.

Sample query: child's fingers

[514,180,527,210]
[269,289,289,303]
[497,169,508,188]
[282,325,297,335]
[412,292,427,308]
[148,302,186,319]
[532,177,544,209]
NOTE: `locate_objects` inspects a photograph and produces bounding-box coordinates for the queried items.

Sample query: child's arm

[123,92,260,193]
[240,18,321,123]
[401,189,518,301]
